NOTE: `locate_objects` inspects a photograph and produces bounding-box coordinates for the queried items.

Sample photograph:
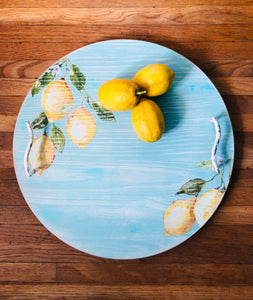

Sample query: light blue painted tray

[13,39,234,259]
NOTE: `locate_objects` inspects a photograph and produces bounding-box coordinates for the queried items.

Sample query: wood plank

[0,263,56,282]
[0,97,23,115]
[0,115,17,131]
[0,131,14,150]
[0,284,252,299]
[0,205,40,225]
[211,206,253,225]
[1,42,252,61]
[1,0,252,8]
[0,150,13,168]
[212,77,253,96]
[56,262,253,285]
[1,59,253,80]
[1,7,253,25]
[0,234,252,264]
[0,224,60,244]
[56,263,253,285]
[0,180,27,206]
[224,95,253,114]
[1,25,252,43]
[230,114,253,132]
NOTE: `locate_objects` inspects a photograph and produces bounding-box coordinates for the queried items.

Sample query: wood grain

[1,7,252,25]
[0,0,252,298]
[1,25,252,43]
[0,284,252,300]
[1,0,253,8]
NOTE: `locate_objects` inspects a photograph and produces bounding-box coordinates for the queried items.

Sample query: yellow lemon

[132,63,175,97]
[42,79,74,123]
[66,106,96,149]
[131,99,165,142]
[194,189,223,227]
[98,79,144,112]
[164,197,196,236]
[28,134,55,175]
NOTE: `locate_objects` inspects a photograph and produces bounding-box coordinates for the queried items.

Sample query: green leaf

[57,103,76,113]
[176,178,206,196]
[196,160,213,169]
[90,102,116,122]
[31,112,48,129]
[31,82,42,97]
[70,63,86,92]
[31,70,56,96]
[50,124,65,153]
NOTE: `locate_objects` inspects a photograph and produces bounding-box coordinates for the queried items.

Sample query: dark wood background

[0,0,253,299]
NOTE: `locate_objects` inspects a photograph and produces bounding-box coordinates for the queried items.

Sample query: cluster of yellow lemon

[163,189,223,236]
[29,79,96,175]
[98,63,175,143]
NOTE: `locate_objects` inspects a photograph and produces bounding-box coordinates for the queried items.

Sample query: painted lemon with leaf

[41,78,74,123]
[66,106,96,149]
[28,134,55,175]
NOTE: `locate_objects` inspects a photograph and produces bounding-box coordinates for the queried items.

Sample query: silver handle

[210,117,221,174]
[24,121,35,177]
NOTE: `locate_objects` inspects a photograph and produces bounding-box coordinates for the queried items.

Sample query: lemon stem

[135,90,146,97]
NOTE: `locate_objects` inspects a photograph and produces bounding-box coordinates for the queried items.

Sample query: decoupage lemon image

[28,134,55,175]
[66,106,96,149]
[194,189,223,226]
[41,78,74,123]
[164,197,196,236]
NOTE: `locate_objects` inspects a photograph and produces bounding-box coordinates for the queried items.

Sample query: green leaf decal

[31,82,42,97]
[50,124,65,153]
[70,63,86,92]
[91,102,116,122]
[31,70,56,96]
[31,112,49,129]
[176,178,206,196]
[196,160,213,169]
[57,103,76,113]
[85,94,116,122]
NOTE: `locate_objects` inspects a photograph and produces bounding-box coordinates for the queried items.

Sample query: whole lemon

[66,106,96,149]
[98,79,144,112]
[42,79,74,123]
[131,99,165,142]
[194,189,223,227]
[28,134,55,175]
[164,197,196,236]
[132,63,175,97]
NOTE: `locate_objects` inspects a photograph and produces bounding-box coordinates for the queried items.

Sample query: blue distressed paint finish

[13,40,234,259]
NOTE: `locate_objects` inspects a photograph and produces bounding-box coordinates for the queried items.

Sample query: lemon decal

[28,134,55,175]
[98,79,145,112]
[66,106,96,149]
[41,78,74,123]
[164,197,196,236]
[132,63,175,97]
[194,189,223,226]
[131,99,165,142]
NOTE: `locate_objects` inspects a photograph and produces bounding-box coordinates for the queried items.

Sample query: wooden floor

[0,0,253,299]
